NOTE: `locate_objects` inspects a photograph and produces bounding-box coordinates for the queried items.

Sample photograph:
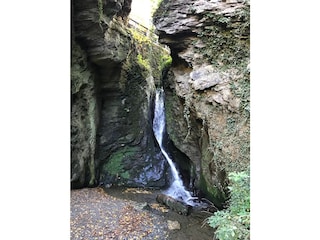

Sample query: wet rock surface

[156,194,191,216]
[71,0,134,188]
[71,0,172,189]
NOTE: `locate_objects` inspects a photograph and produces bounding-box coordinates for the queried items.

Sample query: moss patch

[129,28,171,81]
[197,3,250,68]
[199,173,226,208]
[103,146,140,180]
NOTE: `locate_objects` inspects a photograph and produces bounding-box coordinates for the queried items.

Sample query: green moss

[195,2,250,178]
[103,146,139,180]
[137,54,151,72]
[230,69,250,117]
[208,115,249,175]
[226,117,236,135]
[164,93,181,144]
[199,173,226,208]
[129,28,171,80]
[120,171,130,179]
[197,2,250,68]
[130,28,152,44]
[158,54,172,72]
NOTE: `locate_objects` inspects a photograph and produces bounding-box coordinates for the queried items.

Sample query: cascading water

[153,88,195,206]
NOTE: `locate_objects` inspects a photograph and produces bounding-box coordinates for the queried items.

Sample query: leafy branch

[208,171,250,240]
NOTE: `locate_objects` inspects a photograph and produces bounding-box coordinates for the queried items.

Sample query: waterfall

[153,88,195,206]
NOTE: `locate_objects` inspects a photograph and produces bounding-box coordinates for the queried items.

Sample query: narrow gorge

[71,0,250,238]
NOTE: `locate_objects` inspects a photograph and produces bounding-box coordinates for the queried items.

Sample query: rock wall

[71,0,250,203]
[71,38,98,188]
[154,0,250,205]
[71,0,171,188]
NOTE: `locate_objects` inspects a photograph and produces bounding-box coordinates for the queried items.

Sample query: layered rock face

[154,0,250,204]
[71,38,98,188]
[71,0,250,205]
[71,0,170,188]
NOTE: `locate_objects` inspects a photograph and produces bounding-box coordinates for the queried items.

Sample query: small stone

[133,202,150,211]
[167,220,181,230]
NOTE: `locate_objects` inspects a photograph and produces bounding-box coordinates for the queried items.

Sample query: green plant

[229,69,250,118]
[137,54,151,72]
[130,28,151,44]
[208,171,250,240]
[129,26,171,81]
[159,54,172,72]
[196,2,250,68]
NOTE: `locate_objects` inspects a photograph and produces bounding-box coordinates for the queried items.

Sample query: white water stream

[153,88,195,206]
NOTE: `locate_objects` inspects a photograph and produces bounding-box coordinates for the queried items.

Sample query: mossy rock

[199,173,226,209]
[102,146,140,183]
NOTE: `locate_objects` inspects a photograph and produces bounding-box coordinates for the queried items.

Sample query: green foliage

[209,113,249,175]
[199,172,226,208]
[137,54,151,72]
[230,69,250,117]
[159,54,172,72]
[129,27,171,80]
[200,3,250,178]
[208,171,250,240]
[197,2,250,68]
[130,28,152,45]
